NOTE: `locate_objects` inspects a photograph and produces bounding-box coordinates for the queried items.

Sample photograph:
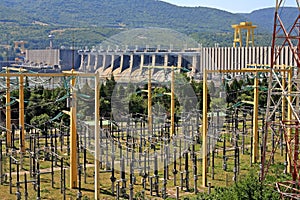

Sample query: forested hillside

[0,0,297,51]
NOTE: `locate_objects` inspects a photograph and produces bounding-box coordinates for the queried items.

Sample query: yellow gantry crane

[232,22,257,47]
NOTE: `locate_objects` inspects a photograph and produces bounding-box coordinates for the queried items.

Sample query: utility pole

[148,67,152,134]
[202,69,208,187]
[170,65,175,136]
[19,68,25,153]
[143,65,176,137]
[95,72,100,199]
[69,69,78,189]
[6,68,11,147]
[252,69,259,163]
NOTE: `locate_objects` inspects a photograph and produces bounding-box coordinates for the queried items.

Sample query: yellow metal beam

[6,69,11,147]
[1,68,103,192]
[142,65,179,137]
[206,68,291,73]
[148,68,153,134]
[19,73,25,152]
[252,72,259,163]
[202,66,293,184]
[95,72,101,199]
[69,69,78,189]
[202,69,208,187]
[170,65,175,136]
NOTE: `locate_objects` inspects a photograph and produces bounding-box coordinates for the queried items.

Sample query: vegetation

[195,171,280,200]
[223,75,268,108]
[100,74,208,118]
[0,0,298,50]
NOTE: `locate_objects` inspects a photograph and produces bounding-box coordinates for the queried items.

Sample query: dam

[78,46,296,78]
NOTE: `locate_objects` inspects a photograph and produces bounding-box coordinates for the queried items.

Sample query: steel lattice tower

[262,0,300,198]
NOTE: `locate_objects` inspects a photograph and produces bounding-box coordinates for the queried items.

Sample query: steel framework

[262,0,300,198]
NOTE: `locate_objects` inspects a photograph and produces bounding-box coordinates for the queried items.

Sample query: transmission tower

[262,0,300,198]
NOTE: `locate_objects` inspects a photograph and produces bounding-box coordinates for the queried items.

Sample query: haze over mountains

[0,0,298,48]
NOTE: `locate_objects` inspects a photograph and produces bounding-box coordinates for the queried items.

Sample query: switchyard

[0,1,299,200]
[0,67,287,199]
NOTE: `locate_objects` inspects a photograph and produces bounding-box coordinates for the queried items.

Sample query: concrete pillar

[288,46,293,66]
[212,47,215,71]
[102,54,107,69]
[152,54,156,66]
[224,47,228,71]
[252,47,256,64]
[237,47,241,70]
[268,46,272,65]
[87,54,91,71]
[79,54,84,71]
[140,54,144,69]
[164,54,168,66]
[208,48,213,70]
[111,54,115,70]
[234,47,238,70]
[259,47,263,65]
[200,49,204,72]
[120,54,124,71]
[220,47,224,71]
[231,47,233,70]
[216,47,220,70]
[280,46,285,65]
[94,54,98,71]
[130,54,134,73]
[177,54,182,68]
[201,48,205,72]
[245,47,248,67]
[248,47,251,65]
[241,47,245,69]
[192,55,197,74]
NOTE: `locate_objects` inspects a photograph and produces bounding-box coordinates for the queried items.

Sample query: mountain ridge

[0,0,298,49]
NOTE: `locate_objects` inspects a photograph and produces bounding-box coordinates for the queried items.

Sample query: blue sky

[161,0,298,13]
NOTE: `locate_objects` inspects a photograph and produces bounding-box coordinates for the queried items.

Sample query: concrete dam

[24,46,296,78]
[78,46,296,80]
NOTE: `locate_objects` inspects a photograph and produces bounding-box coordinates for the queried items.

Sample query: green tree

[30,113,50,130]
[196,171,279,200]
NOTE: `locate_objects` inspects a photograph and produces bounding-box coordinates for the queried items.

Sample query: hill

[0,0,298,51]
[241,7,299,33]
[0,0,245,31]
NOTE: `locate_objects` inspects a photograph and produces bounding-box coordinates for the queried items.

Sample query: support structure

[3,69,98,192]
[252,70,259,163]
[95,72,100,199]
[69,69,78,189]
[202,69,208,187]
[232,22,257,47]
[143,66,177,137]
[262,0,300,185]
[148,68,153,134]
[170,65,175,136]
[6,69,11,147]
[202,68,289,187]
[19,72,25,152]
